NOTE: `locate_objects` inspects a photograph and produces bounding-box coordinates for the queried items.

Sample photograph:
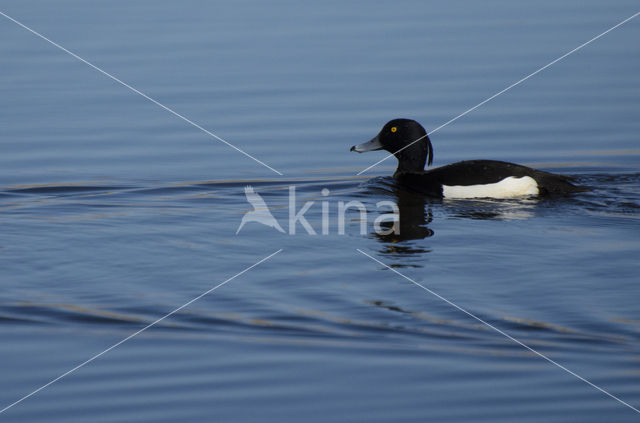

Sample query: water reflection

[372,187,434,264]
[443,198,538,220]
[369,181,544,265]
[375,187,434,243]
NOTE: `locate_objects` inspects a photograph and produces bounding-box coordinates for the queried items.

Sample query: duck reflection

[441,197,538,220]
[373,186,434,261]
[375,187,434,242]
[370,181,540,264]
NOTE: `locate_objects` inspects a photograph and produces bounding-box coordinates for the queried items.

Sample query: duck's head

[350,119,433,173]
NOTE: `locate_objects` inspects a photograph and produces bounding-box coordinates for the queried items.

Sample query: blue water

[1,1,640,422]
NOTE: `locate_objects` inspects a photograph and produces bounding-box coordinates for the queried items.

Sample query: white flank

[443,176,539,199]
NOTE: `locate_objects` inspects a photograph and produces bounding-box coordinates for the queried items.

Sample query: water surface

[1,1,639,422]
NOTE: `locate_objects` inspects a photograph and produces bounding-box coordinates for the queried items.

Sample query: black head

[350,119,433,173]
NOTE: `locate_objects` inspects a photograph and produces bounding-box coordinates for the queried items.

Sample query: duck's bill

[350,135,383,153]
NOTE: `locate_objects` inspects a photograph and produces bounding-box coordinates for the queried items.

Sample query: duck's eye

[390,127,397,133]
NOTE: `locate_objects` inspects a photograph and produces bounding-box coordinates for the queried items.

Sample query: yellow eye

[391,127,397,133]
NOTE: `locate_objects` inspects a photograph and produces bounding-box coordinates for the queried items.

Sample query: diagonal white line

[0,249,283,415]
[356,248,640,414]
[0,10,283,176]
[357,11,640,175]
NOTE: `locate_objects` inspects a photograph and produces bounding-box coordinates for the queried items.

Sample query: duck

[350,119,585,198]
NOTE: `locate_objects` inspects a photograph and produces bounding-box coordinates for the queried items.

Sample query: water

[1,1,640,421]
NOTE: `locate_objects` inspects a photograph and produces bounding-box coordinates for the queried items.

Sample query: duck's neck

[392,139,429,177]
